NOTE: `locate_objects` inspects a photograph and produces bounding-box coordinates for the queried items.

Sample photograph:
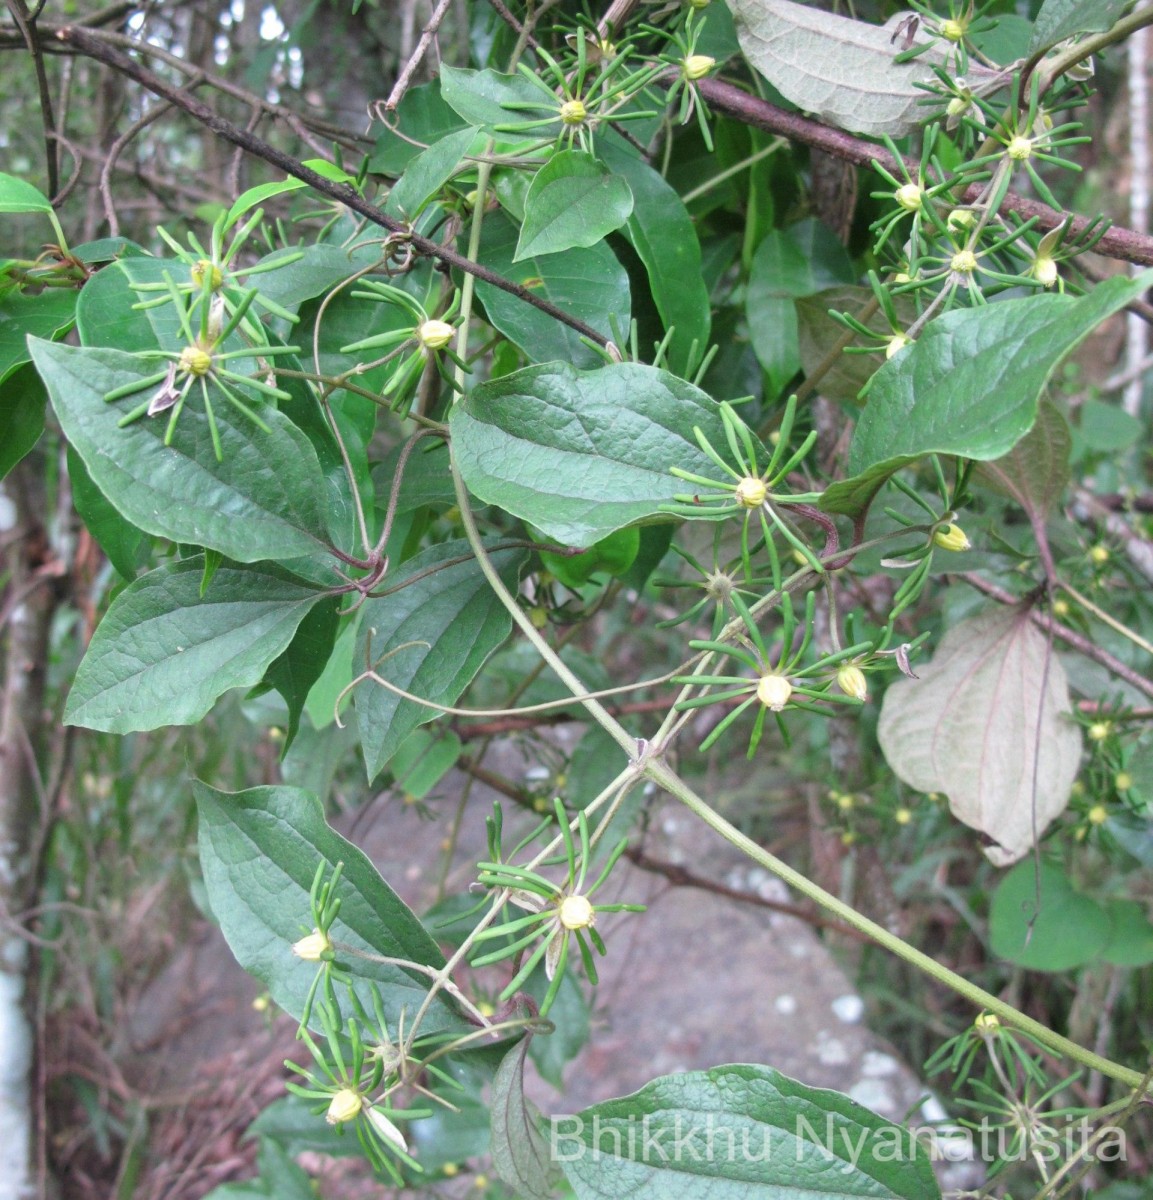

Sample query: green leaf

[976,400,1071,520]
[451,361,767,546]
[248,1096,363,1158]
[65,558,327,733]
[30,340,331,563]
[822,272,1153,518]
[491,1036,560,1200]
[558,1064,940,1199]
[0,286,75,383]
[385,125,479,220]
[439,65,553,132]
[369,81,469,177]
[515,151,634,260]
[195,781,460,1032]
[354,540,525,779]
[0,364,47,481]
[598,140,711,376]
[797,285,916,408]
[476,211,630,370]
[75,256,185,351]
[1101,899,1153,967]
[1,277,74,475]
[878,605,1081,866]
[1028,0,1134,53]
[0,171,52,213]
[224,178,309,231]
[263,596,341,750]
[989,860,1110,971]
[389,728,463,800]
[231,244,375,316]
[747,220,855,395]
[1077,397,1143,453]
[67,445,153,579]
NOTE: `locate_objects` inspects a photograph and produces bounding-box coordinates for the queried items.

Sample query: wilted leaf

[728,0,996,137]
[878,605,1082,865]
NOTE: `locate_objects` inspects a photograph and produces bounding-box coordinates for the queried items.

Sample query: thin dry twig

[384,0,456,113]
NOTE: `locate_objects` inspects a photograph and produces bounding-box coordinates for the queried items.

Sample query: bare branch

[693,75,1153,269]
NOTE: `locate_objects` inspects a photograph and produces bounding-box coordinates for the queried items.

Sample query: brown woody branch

[695,76,1153,269]
[957,573,1153,701]
[51,24,611,348]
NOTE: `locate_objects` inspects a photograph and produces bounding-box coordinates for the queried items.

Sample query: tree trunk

[0,455,63,1200]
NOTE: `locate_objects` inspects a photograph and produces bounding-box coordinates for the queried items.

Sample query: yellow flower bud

[1088,721,1111,741]
[836,792,855,811]
[947,209,974,231]
[895,183,923,212]
[292,929,332,961]
[443,1162,460,1177]
[682,55,715,81]
[560,99,588,125]
[179,345,213,376]
[756,674,792,711]
[974,1012,1000,1035]
[1087,804,1108,825]
[191,259,224,290]
[327,1088,364,1125]
[933,523,971,552]
[688,0,711,9]
[1032,255,1059,287]
[950,249,978,275]
[1115,772,1133,791]
[1007,136,1032,161]
[836,664,868,702]
[941,18,965,41]
[1052,598,1069,617]
[734,476,767,508]
[1089,544,1110,565]
[418,319,455,350]
[885,333,910,360]
[895,807,912,825]
[559,893,594,930]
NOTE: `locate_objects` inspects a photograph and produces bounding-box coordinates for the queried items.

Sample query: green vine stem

[1033,6,1153,94]
[644,757,1147,1092]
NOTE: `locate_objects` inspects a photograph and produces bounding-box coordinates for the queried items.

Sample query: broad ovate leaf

[354,540,526,779]
[30,339,331,562]
[727,0,986,137]
[65,558,327,733]
[558,1063,939,1199]
[451,361,767,547]
[878,605,1081,866]
[515,151,633,260]
[196,782,460,1033]
[822,272,1153,518]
